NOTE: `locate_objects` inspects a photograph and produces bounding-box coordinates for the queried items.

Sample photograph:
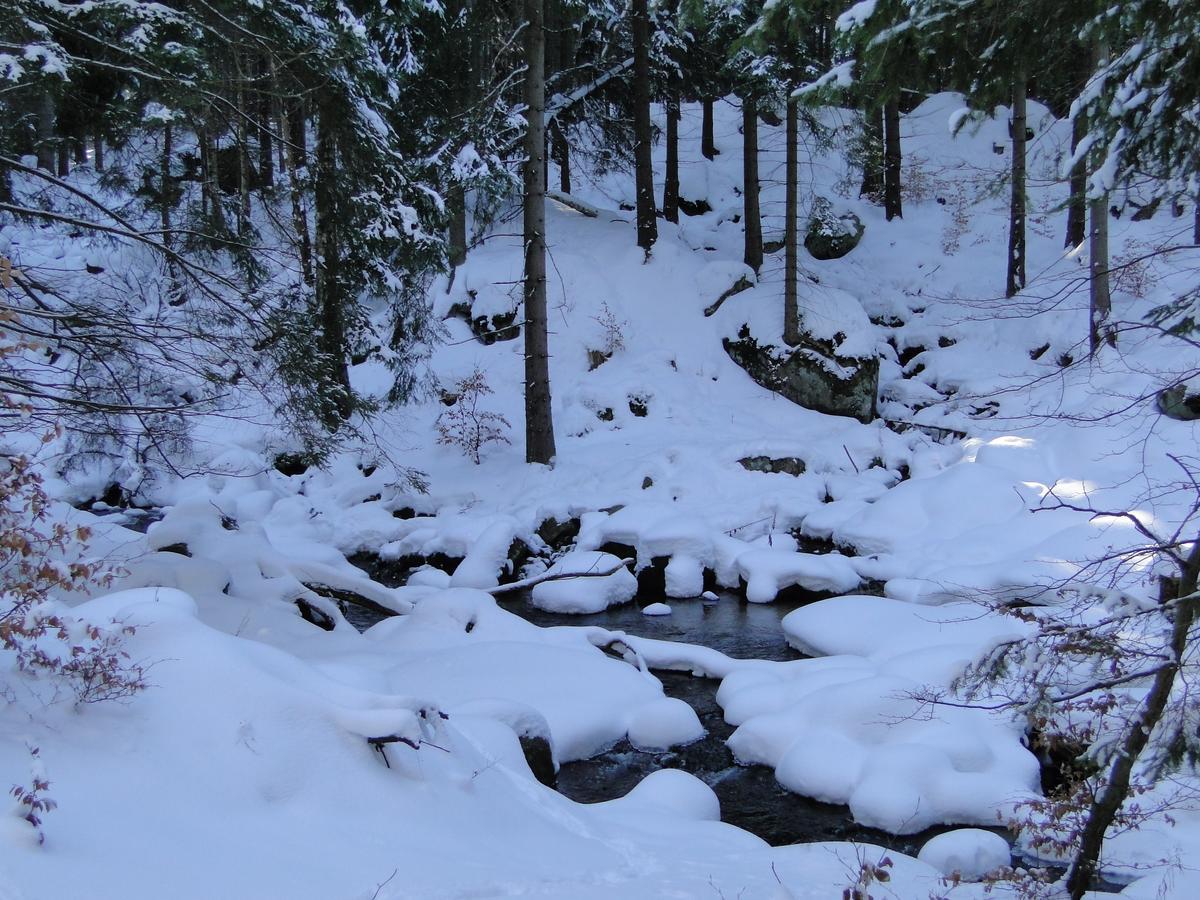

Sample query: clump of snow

[529,550,637,614]
[917,829,1010,880]
[642,602,672,616]
[610,768,720,821]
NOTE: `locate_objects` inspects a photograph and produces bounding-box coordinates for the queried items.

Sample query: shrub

[434,367,511,464]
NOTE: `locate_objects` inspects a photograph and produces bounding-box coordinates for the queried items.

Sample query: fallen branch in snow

[703,274,754,317]
[488,558,635,595]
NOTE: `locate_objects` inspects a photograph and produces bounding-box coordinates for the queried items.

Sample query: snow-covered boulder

[917,829,1010,880]
[530,550,637,614]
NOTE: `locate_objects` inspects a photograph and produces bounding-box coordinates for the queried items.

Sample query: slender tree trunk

[861,96,884,202]
[200,121,225,233]
[783,97,801,346]
[550,119,571,193]
[702,97,716,160]
[314,106,352,422]
[279,94,313,284]
[93,134,104,172]
[1065,542,1200,900]
[1088,40,1111,353]
[883,96,902,220]
[72,135,86,166]
[161,124,173,253]
[258,59,274,189]
[237,66,252,233]
[523,0,556,465]
[742,95,763,273]
[663,90,680,223]
[448,184,468,268]
[631,0,657,251]
[36,92,56,173]
[1194,195,1200,246]
[1006,66,1027,298]
[1065,111,1087,248]
[56,143,69,178]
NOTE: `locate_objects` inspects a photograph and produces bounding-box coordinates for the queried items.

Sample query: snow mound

[614,768,720,821]
[530,550,637,614]
[917,829,1011,880]
[642,602,672,616]
[735,548,861,603]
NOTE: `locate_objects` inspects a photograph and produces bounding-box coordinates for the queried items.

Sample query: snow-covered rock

[917,829,1011,880]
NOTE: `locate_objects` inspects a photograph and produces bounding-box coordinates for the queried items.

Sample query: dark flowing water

[501,592,994,855]
[348,583,1008,855]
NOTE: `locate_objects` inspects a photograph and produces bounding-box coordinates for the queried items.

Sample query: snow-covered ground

[5,92,1200,897]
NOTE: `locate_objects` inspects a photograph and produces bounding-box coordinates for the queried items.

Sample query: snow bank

[529,550,638,613]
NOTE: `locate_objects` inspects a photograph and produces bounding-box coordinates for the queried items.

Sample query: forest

[2,1,1200,897]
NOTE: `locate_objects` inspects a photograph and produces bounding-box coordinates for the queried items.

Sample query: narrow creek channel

[346,585,1009,858]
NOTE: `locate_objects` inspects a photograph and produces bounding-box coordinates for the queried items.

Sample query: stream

[347,583,1009,858]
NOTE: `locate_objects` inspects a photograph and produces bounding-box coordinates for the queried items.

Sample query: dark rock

[157,543,191,557]
[739,456,806,477]
[446,298,519,345]
[678,197,712,217]
[273,452,312,476]
[587,348,611,371]
[596,407,614,422]
[804,198,864,261]
[519,735,557,787]
[724,330,878,423]
[537,516,580,550]
[628,395,649,417]
[704,274,754,317]
[641,476,654,490]
[1158,385,1200,421]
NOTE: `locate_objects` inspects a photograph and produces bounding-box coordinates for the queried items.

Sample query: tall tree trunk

[1088,40,1111,353]
[861,96,884,202]
[448,185,468,268]
[783,97,801,346]
[1065,111,1087,248]
[631,0,657,252]
[314,107,352,422]
[56,143,69,178]
[523,0,556,465]
[36,92,56,173]
[1194,195,1200,246]
[1006,66,1027,298]
[200,121,225,233]
[1065,541,1200,900]
[237,64,252,234]
[742,96,763,273]
[279,93,313,284]
[883,96,902,220]
[161,124,173,253]
[72,135,86,166]
[258,58,274,189]
[702,97,716,160]
[92,134,104,172]
[663,90,680,223]
[550,119,571,193]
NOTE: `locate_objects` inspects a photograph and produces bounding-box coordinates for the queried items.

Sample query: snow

[7,84,1200,898]
[918,829,1012,880]
[642,602,672,616]
[529,550,638,614]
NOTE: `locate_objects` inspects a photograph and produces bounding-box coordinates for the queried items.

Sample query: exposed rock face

[1159,385,1200,421]
[738,456,806,476]
[804,197,864,260]
[724,329,878,423]
[447,298,519,344]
